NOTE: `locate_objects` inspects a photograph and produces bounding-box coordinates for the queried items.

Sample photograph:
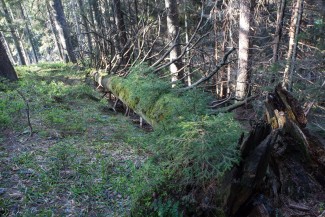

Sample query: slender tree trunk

[71,0,82,56]
[19,2,38,63]
[0,0,27,65]
[321,0,325,48]
[165,0,184,84]
[0,32,18,81]
[49,0,77,63]
[283,0,304,90]
[272,0,286,63]
[235,0,255,100]
[77,0,93,60]
[47,4,64,61]
[2,34,15,64]
[91,0,104,66]
[112,0,129,66]
[214,1,228,98]
[184,0,191,86]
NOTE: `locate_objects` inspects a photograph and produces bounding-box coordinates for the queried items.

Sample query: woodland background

[0,0,325,216]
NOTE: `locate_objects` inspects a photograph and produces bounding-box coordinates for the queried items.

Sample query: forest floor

[1,63,325,217]
[0,63,147,216]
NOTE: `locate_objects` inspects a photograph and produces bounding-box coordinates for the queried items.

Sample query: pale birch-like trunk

[165,0,184,84]
[184,0,191,86]
[47,4,64,61]
[235,0,254,100]
[283,0,303,90]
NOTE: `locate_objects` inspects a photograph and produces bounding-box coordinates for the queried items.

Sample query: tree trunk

[19,2,39,63]
[165,0,184,84]
[184,0,192,86]
[283,0,304,90]
[272,0,286,64]
[47,4,64,61]
[235,0,255,100]
[1,33,15,64]
[49,0,77,63]
[71,0,82,58]
[0,32,18,81]
[0,0,27,65]
[77,0,93,61]
[112,0,130,66]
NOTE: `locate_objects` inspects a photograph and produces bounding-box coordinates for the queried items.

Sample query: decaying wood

[226,127,279,215]
[275,84,307,127]
[224,85,325,216]
[265,84,310,158]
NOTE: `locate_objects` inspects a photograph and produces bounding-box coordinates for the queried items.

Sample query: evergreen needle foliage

[109,64,243,216]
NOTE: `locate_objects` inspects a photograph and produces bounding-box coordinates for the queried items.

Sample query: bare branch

[179,47,236,91]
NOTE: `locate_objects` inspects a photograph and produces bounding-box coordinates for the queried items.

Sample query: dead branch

[16,90,33,137]
[179,47,236,91]
[209,95,258,114]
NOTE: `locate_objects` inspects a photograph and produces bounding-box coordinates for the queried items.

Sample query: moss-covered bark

[93,70,208,128]
[95,73,156,125]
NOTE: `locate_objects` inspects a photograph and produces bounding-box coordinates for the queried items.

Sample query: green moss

[104,64,210,127]
[98,64,243,215]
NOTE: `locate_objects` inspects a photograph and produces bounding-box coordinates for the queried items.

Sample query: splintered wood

[265,84,307,129]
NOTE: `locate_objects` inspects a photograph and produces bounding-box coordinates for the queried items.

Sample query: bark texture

[283,0,304,90]
[19,2,38,63]
[165,0,184,83]
[0,33,18,81]
[113,0,129,66]
[235,0,255,100]
[49,0,77,63]
[272,0,286,63]
[0,0,27,65]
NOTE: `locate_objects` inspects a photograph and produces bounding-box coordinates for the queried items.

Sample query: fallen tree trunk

[93,69,210,128]
[93,70,325,216]
[94,72,157,127]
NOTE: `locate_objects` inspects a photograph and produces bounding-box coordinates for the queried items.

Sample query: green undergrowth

[0,63,145,216]
[0,63,243,216]
[129,114,241,216]
[103,64,243,216]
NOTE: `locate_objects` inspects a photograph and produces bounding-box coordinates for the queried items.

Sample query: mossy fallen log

[93,68,325,216]
[95,73,157,126]
[93,66,243,216]
[93,67,209,128]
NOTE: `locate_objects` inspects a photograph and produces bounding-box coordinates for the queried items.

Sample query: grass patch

[0,63,145,216]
